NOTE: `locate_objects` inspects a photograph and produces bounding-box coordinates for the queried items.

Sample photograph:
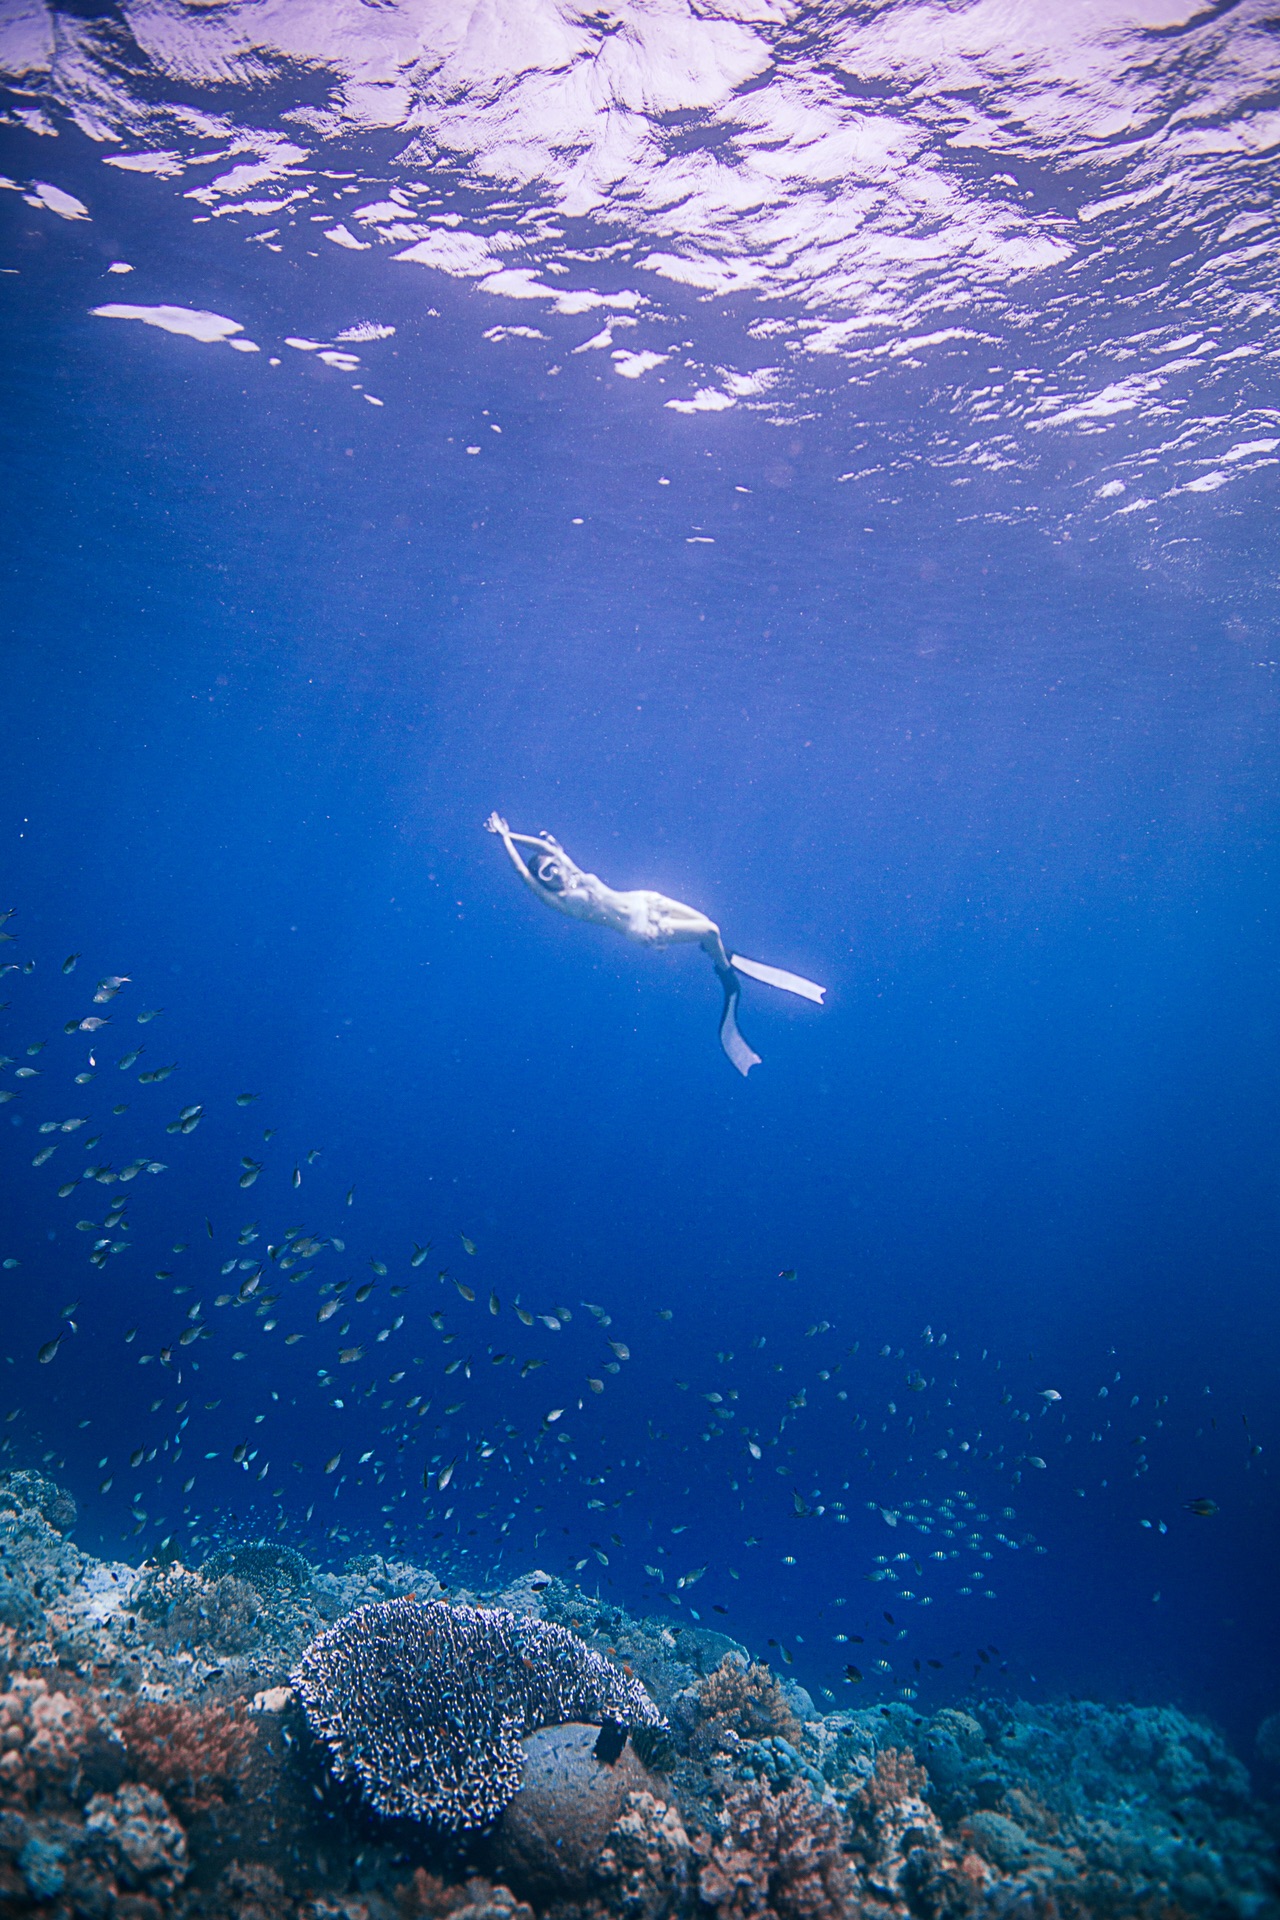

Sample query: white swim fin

[719,975,761,1077]
[730,954,826,1003]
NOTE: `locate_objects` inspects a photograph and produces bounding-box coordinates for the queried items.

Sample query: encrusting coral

[0,1472,77,1535]
[0,1672,112,1802]
[292,1597,666,1830]
[84,1780,189,1894]
[396,1870,535,1920]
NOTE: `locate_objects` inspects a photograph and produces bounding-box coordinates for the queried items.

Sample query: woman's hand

[485,811,509,836]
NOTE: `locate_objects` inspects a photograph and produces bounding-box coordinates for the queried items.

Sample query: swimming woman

[485,813,824,1074]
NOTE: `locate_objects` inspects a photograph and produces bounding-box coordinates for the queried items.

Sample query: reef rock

[490,1722,667,1897]
[85,1782,188,1893]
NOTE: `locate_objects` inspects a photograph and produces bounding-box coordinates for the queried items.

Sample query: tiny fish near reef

[291,1596,665,1830]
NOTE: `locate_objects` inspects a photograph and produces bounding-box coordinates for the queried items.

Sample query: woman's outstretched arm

[485,812,542,894]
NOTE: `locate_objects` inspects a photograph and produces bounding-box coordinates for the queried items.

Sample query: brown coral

[696,1781,853,1920]
[116,1697,256,1814]
[598,1788,693,1920]
[846,1748,992,1916]
[695,1660,801,1751]
[395,1871,534,1920]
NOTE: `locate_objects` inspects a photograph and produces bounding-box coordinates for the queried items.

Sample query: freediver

[485,812,824,1075]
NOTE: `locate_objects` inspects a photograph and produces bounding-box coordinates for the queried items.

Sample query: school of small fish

[0,911,1258,1706]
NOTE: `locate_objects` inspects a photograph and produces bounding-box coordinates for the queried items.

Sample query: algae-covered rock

[490,1722,666,1896]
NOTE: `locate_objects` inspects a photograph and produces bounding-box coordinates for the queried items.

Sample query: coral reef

[695,1780,853,1920]
[292,1598,665,1829]
[131,1563,263,1654]
[202,1544,313,1601]
[116,1697,257,1814]
[0,1494,1270,1920]
[692,1659,803,1764]
[597,1789,692,1920]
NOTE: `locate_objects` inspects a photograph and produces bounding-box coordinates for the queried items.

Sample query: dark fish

[1182,1497,1219,1517]
[844,1665,863,1683]
[779,1269,797,1281]
[62,954,80,974]
[37,1337,62,1365]
[236,1092,259,1106]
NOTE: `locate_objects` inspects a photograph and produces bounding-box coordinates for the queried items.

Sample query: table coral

[201,1543,312,1600]
[292,1597,665,1830]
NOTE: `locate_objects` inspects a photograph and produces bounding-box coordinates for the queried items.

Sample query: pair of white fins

[716,952,825,1076]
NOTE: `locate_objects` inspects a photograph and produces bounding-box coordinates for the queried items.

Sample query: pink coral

[599,1788,693,1920]
[846,1748,992,1917]
[0,1671,103,1801]
[117,1696,256,1814]
[696,1780,853,1920]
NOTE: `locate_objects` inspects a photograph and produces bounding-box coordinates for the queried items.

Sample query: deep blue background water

[1,137,1278,1764]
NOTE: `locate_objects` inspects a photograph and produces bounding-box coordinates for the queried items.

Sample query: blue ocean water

[1,0,1277,1783]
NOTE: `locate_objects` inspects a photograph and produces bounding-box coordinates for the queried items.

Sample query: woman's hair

[528,851,566,894]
